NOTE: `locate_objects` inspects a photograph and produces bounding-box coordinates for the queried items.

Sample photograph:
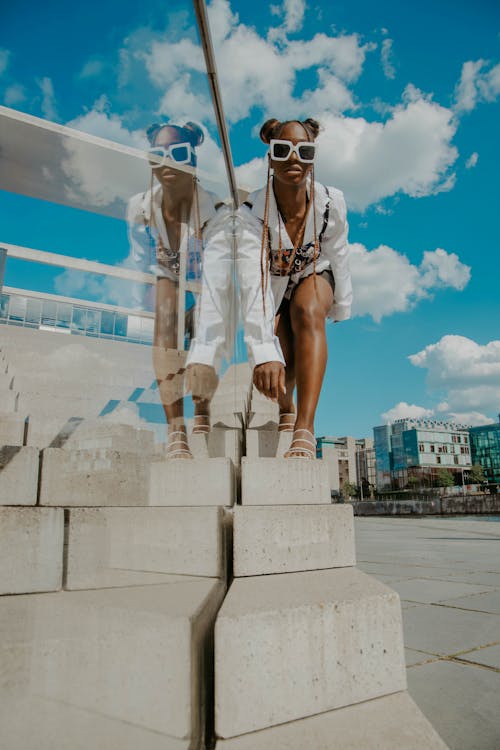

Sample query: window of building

[419,443,424,452]
[436,455,441,464]
[0,294,9,319]
[454,456,459,464]
[71,307,87,332]
[100,311,114,336]
[56,303,71,329]
[26,299,42,325]
[430,444,435,452]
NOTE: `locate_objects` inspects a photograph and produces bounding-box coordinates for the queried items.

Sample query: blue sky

[1,0,499,437]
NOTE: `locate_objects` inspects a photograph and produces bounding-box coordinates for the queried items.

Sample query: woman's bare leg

[275,305,296,429]
[285,274,334,456]
[153,278,191,455]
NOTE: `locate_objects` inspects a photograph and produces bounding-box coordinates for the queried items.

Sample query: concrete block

[0,507,63,593]
[0,579,226,746]
[39,448,151,506]
[245,429,278,458]
[0,389,17,412]
[64,420,156,453]
[150,457,235,507]
[0,412,26,445]
[214,691,448,749]
[241,458,330,505]
[215,567,406,737]
[188,432,209,458]
[65,506,226,588]
[233,504,355,576]
[0,372,14,389]
[1,694,192,750]
[0,446,39,505]
[209,428,243,462]
[26,415,84,448]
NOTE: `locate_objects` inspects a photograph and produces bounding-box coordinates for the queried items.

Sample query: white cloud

[313,92,458,210]
[409,335,500,421]
[345,244,470,322]
[465,151,478,169]
[79,59,105,79]
[454,59,500,113]
[381,38,395,79]
[0,48,10,76]
[447,411,495,427]
[381,402,434,423]
[38,76,58,121]
[67,97,147,149]
[4,83,26,105]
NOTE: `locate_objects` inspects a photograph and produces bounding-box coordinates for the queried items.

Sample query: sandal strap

[286,447,315,458]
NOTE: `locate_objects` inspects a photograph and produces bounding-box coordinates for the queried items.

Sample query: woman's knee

[290,298,326,333]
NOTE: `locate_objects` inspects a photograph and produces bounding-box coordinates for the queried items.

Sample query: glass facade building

[469,422,500,484]
[1,290,154,346]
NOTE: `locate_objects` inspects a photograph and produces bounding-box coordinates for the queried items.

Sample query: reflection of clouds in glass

[53,266,143,310]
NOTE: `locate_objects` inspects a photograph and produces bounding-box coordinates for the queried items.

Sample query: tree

[407,475,421,490]
[342,482,358,499]
[435,469,454,487]
[468,464,485,484]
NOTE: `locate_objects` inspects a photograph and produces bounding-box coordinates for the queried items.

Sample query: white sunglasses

[148,142,195,166]
[269,138,317,163]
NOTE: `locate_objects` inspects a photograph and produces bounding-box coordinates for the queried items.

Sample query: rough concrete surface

[0,507,64,593]
[65,506,226,587]
[0,446,39,505]
[233,504,355,576]
[214,691,448,749]
[149,457,235,506]
[215,567,406,737]
[241,457,331,505]
[0,579,226,746]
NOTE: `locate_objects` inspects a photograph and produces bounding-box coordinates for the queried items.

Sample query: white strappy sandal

[166,430,193,460]
[284,428,316,459]
[278,412,296,432]
[192,414,211,435]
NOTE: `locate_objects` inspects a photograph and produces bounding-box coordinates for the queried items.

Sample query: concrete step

[0,578,226,747]
[0,390,18,412]
[0,507,64,594]
[150,458,235,507]
[0,371,14,389]
[0,446,39,505]
[214,691,449,749]
[0,413,26,445]
[40,448,151,506]
[215,567,406,738]
[209,427,243,463]
[241,458,330,504]
[26,411,159,448]
[65,506,228,588]
[233,504,355,576]
[64,420,155,453]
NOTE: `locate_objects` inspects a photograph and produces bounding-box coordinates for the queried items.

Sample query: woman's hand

[185,364,219,403]
[253,361,286,401]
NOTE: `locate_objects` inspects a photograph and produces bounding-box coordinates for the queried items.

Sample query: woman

[240,118,352,458]
[127,121,220,457]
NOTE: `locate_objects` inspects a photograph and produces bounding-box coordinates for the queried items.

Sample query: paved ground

[355,516,500,750]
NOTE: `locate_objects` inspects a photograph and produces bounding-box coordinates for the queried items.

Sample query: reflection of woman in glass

[127,121,219,457]
[240,118,352,458]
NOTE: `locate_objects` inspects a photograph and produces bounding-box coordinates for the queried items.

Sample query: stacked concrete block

[1,578,226,749]
[0,413,26,445]
[0,445,39,505]
[0,506,64,593]
[213,458,449,748]
[150,457,235,507]
[65,506,227,588]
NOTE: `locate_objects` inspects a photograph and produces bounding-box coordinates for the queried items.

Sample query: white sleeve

[323,188,352,322]
[125,194,150,307]
[236,207,285,368]
[186,207,234,370]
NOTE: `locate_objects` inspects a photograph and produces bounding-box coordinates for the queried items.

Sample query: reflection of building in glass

[317,436,374,494]
[1,288,154,346]
[374,418,472,489]
[469,421,500,484]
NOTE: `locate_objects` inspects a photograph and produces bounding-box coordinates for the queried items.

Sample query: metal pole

[0,248,6,296]
[193,0,239,208]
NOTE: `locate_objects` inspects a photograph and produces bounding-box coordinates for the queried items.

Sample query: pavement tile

[458,644,500,670]
[439,590,500,615]
[402,603,500,656]
[388,578,496,605]
[407,659,500,750]
[405,648,438,667]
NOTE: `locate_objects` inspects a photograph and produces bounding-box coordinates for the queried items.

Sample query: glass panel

[1,293,10,319]
[100,310,114,336]
[41,300,57,326]
[71,307,87,332]
[56,302,71,328]
[26,298,42,324]
[8,294,26,321]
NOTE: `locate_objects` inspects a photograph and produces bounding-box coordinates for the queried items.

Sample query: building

[373,418,472,490]
[469,420,500,485]
[317,436,375,495]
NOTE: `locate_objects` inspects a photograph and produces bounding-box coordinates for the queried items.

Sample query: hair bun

[260,118,281,144]
[302,118,321,139]
[183,121,204,147]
